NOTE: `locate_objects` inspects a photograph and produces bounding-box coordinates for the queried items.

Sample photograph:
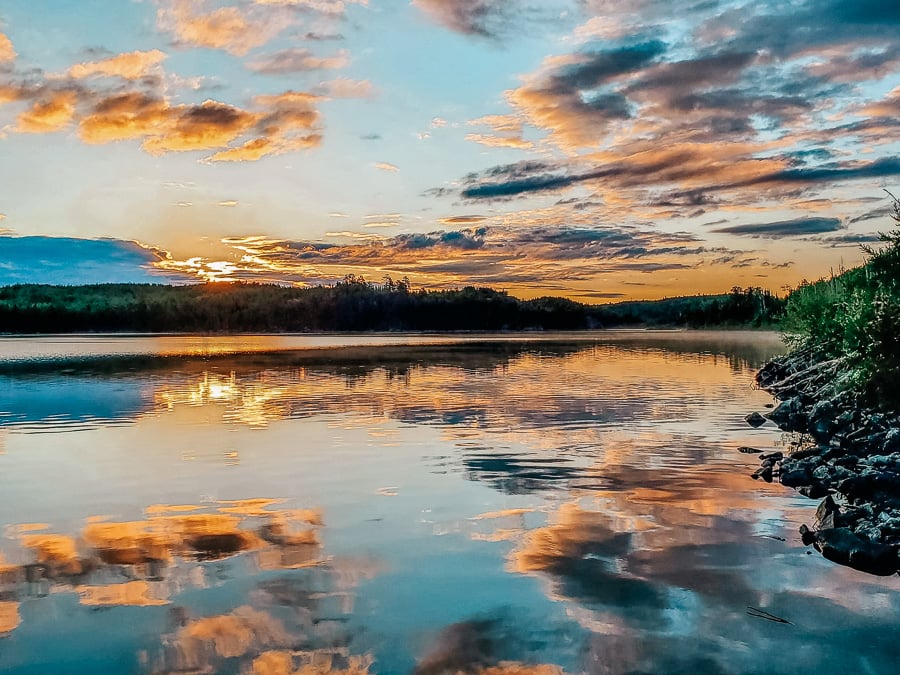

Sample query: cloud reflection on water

[4,334,900,673]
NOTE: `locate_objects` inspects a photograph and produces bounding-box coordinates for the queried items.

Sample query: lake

[0,331,898,674]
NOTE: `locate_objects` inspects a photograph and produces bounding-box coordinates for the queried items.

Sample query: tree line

[0,277,785,334]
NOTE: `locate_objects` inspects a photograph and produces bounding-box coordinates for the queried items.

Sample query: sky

[0,0,898,301]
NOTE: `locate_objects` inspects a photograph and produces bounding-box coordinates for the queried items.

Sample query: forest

[0,278,784,333]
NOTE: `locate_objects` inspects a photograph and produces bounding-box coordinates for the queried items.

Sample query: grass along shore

[745,193,900,575]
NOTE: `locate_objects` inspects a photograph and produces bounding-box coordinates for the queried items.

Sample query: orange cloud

[374,161,399,172]
[0,32,14,62]
[16,91,77,133]
[68,49,167,80]
[78,92,172,143]
[157,0,289,56]
[143,99,258,154]
[465,132,533,149]
[860,86,900,118]
[75,89,324,160]
[0,84,21,105]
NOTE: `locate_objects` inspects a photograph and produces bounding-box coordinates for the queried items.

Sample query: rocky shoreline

[744,346,900,576]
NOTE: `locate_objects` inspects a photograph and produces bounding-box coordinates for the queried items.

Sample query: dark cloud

[575,291,627,299]
[850,206,894,224]
[821,232,883,245]
[0,236,188,285]
[712,217,843,238]
[303,32,344,41]
[411,0,515,38]
[411,0,564,39]
[456,154,900,203]
[548,41,667,92]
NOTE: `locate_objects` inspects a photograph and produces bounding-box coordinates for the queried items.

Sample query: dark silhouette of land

[0,278,783,333]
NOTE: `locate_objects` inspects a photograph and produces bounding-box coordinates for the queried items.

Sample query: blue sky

[0,0,898,299]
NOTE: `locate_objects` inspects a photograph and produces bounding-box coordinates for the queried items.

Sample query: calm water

[0,332,898,674]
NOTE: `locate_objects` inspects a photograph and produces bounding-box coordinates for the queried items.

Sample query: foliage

[782,192,900,405]
[0,277,783,334]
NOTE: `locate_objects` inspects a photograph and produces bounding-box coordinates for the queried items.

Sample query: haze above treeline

[0,280,783,333]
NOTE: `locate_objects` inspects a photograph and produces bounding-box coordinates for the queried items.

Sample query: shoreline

[746,348,900,575]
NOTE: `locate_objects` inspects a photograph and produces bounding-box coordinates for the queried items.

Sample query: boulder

[745,412,767,428]
[813,527,898,576]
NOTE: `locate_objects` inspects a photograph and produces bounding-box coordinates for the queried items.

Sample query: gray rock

[814,527,898,575]
[745,412,767,428]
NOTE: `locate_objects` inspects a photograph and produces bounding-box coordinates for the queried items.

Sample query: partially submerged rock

[749,349,900,575]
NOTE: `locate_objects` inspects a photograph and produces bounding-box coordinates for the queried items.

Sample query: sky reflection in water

[0,332,899,674]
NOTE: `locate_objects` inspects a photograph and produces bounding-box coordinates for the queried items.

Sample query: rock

[883,428,900,454]
[760,451,784,462]
[798,484,830,499]
[792,446,827,460]
[813,527,898,575]
[780,467,811,488]
[745,412,767,428]
[767,397,806,428]
[799,524,816,546]
[815,495,839,523]
[838,473,900,503]
[752,465,774,482]
[738,446,762,454]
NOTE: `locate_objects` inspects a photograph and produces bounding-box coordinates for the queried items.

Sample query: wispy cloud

[316,77,375,99]
[247,48,349,74]
[152,222,737,289]
[712,217,844,238]
[68,50,167,80]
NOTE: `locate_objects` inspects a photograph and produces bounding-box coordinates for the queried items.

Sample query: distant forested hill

[0,279,784,333]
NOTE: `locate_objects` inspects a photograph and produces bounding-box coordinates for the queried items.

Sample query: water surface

[0,332,898,674]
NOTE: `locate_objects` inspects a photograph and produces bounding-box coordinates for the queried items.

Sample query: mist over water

[1,332,898,674]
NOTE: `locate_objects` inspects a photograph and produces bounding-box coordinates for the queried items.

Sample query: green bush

[782,192,900,405]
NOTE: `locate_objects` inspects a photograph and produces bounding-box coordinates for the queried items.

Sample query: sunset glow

[0,1,898,299]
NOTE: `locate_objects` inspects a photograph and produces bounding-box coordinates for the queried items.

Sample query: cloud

[0,32,15,62]
[466,115,534,150]
[712,217,844,238]
[153,222,733,288]
[0,236,188,285]
[412,0,513,38]
[156,0,291,56]
[254,0,367,11]
[247,48,350,74]
[430,0,900,218]
[374,161,399,172]
[16,91,78,133]
[68,50,168,80]
[317,77,375,99]
[142,99,258,154]
[58,87,321,161]
[440,215,487,224]
[821,232,883,245]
